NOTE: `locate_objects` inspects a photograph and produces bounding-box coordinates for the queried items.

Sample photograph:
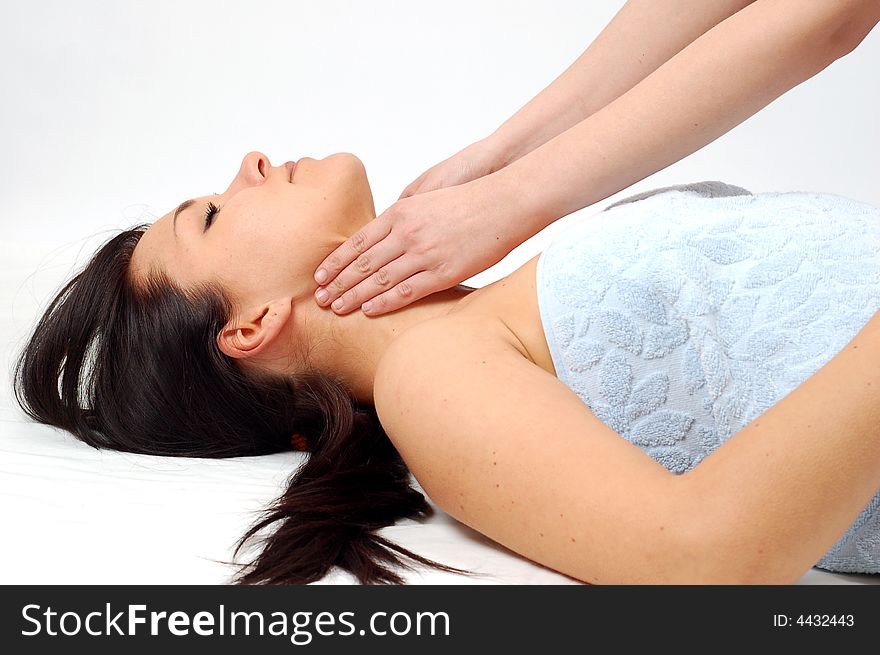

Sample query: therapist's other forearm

[487,0,757,167]
[489,0,878,245]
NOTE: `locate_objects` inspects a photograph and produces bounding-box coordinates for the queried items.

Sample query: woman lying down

[14,150,880,585]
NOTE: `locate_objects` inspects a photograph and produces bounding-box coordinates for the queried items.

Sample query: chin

[329,151,366,171]
[332,153,374,211]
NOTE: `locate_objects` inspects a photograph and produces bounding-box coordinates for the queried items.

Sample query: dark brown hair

[13,226,475,584]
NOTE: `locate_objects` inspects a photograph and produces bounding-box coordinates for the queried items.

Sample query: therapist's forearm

[489,0,876,245]
[486,0,757,166]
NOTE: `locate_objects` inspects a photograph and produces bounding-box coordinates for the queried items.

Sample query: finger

[315,235,407,310]
[399,168,438,200]
[322,252,421,316]
[399,177,424,200]
[360,270,448,317]
[313,217,391,286]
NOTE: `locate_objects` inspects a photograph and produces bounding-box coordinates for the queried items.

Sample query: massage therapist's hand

[313,177,515,316]
[397,136,506,200]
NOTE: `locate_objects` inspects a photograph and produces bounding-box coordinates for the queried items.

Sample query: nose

[227,150,290,194]
[238,151,270,184]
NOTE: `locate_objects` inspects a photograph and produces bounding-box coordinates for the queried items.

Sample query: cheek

[216,221,301,290]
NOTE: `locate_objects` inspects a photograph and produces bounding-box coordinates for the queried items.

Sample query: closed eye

[203,201,220,232]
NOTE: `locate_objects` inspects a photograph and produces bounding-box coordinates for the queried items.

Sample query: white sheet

[1,241,877,585]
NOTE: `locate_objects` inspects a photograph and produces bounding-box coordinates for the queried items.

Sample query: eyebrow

[171,199,196,238]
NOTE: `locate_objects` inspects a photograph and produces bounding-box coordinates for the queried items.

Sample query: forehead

[130,212,177,282]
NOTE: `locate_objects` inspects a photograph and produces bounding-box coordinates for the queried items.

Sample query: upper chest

[448,253,558,379]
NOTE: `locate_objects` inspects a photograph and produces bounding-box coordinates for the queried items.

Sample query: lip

[285,160,297,182]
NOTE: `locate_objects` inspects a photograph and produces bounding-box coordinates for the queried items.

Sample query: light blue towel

[536,182,880,573]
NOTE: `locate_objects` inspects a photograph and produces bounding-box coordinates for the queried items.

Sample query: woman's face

[131,151,376,306]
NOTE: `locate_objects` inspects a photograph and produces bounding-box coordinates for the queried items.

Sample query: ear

[217,297,293,361]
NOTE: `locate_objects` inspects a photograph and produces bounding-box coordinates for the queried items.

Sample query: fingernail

[332,298,344,310]
[361,301,373,313]
[315,268,327,284]
[315,288,328,303]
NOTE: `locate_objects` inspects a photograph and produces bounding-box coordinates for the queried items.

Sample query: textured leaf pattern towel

[536,183,880,573]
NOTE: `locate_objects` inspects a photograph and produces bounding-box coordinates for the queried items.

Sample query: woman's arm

[486,0,880,245]
[487,0,757,167]
[375,308,880,584]
[373,316,703,584]
[681,308,880,584]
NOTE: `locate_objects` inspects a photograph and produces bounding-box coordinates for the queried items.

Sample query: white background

[1,1,878,584]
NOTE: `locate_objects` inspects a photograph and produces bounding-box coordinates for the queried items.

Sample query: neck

[292,284,477,405]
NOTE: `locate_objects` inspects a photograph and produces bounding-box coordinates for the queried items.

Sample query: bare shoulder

[373,314,706,584]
